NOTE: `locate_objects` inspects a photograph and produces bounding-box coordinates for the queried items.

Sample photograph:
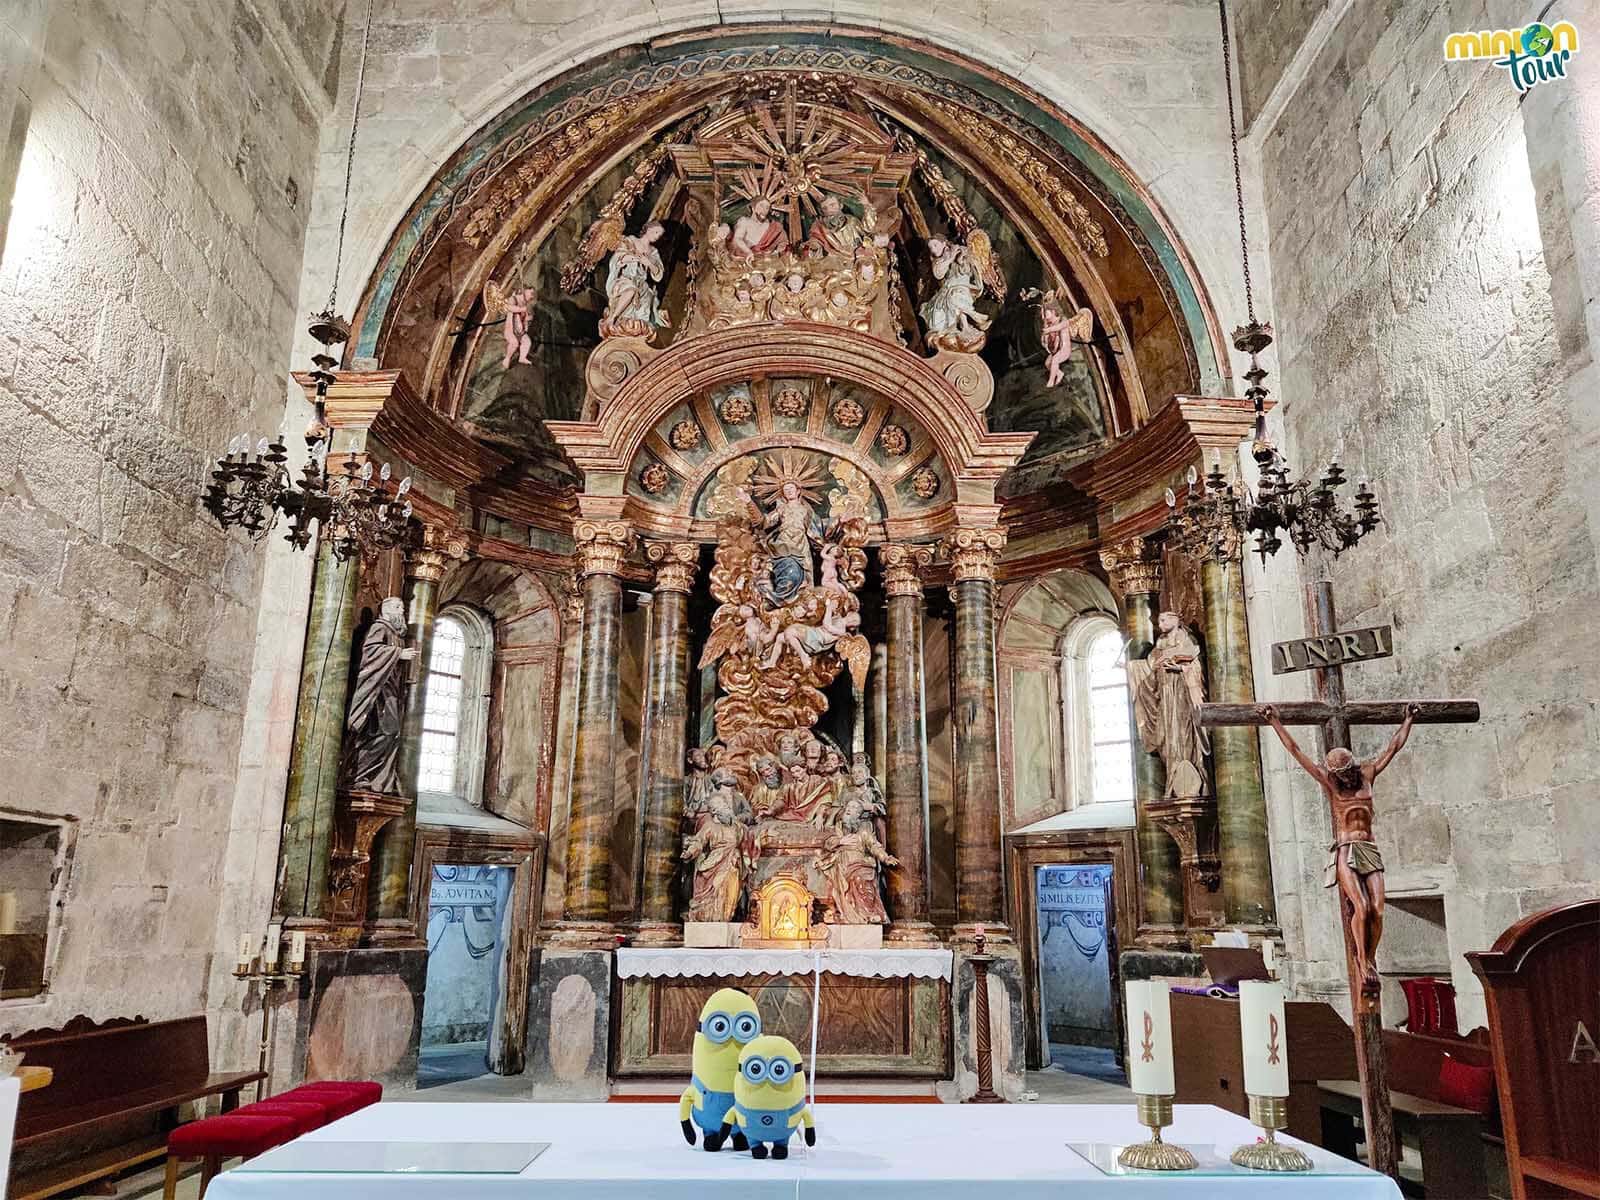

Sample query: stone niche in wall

[0,813,75,1001]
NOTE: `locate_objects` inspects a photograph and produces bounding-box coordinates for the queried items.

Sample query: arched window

[1061,615,1134,807]
[417,606,493,804]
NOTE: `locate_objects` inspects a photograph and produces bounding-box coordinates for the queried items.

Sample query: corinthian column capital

[644,541,699,593]
[573,519,634,578]
[1099,535,1163,598]
[406,523,470,583]
[881,542,935,597]
[941,527,1007,583]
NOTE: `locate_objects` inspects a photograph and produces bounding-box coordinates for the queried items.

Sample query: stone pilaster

[1202,559,1276,928]
[368,524,469,935]
[554,520,633,947]
[1100,536,1186,944]
[634,542,698,946]
[881,543,937,945]
[275,539,360,924]
[943,527,1009,943]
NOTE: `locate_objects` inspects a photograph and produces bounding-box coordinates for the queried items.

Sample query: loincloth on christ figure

[1324,839,1383,888]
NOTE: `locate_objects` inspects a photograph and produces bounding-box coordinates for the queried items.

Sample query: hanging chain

[326,0,376,314]
[1218,0,1256,326]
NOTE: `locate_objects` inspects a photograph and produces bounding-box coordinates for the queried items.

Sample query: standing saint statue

[740,479,822,603]
[681,769,751,922]
[920,234,994,352]
[1126,611,1211,799]
[340,596,418,796]
[599,221,671,340]
[817,794,898,925]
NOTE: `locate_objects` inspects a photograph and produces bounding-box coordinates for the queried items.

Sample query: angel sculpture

[761,595,860,671]
[1038,293,1095,388]
[598,220,671,341]
[699,603,777,671]
[920,232,995,353]
[483,279,536,369]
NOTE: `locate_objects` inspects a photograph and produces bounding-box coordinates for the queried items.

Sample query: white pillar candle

[263,924,282,970]
[1124,981,1175,1095]
[0,892,16,935]
[288,931,306,970]
[236,932,254,971]
[1239,980,1290,1097]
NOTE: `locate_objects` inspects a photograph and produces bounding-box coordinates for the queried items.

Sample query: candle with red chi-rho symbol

[1123,980,1175,1094]
[1239,980,1290,1096]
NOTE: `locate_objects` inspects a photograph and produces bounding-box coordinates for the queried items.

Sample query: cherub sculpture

[483,280,536,368]
[599,220,671,340]
[1034,290,1094,388]
[761,595,860,671]
[921,232,994,352]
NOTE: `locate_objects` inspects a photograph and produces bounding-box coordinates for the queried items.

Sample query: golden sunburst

[750,448,828,506]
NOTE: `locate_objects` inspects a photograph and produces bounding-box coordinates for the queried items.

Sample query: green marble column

[1100,538,1185,940]
[944,529,1008,940]
[275,541,359,921]
[1203,559,1276,927]
[882,544,935,944]
[541,581,584,928]
[634,543,697,944]
[557,521,632,943]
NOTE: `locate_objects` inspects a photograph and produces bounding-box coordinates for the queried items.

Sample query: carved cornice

[573,520,634,578]
[1099,535,1163,598]
[645,541,699,593]
[942,526,1008,583]
[406,523,470,583]
[881,542,936,597]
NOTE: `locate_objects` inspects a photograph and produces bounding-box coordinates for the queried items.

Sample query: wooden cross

[1197,579,1480,1180]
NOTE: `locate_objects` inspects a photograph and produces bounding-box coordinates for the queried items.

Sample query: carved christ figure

[1127,611,1211,798]
[729,197,789,258]
[1257,702,1418,993]
[682,769,750,922]
[339,597,418,795]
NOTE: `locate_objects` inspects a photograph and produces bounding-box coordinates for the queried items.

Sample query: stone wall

[0,0,340,1044]
[1238,0,1600,1027]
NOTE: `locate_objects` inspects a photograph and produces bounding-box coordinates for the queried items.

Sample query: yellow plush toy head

[691,988,762,1088]
[735,1034,807,1107]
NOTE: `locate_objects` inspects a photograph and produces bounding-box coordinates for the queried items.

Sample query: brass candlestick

[233,956,305,1102]
[1230,1094,1313,1172]
[1117,1094,1197,1170]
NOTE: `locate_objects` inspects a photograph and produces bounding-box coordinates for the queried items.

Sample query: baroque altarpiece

[266,35,1278,1098]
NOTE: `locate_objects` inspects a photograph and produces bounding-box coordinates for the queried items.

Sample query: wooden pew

[7,1015,264,1200]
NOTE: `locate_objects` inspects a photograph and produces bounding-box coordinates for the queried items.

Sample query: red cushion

[169,1114,299,1157]
[281,1080,382,1118]
[232,1100,329,1136]
[1438,1053,1495,1115]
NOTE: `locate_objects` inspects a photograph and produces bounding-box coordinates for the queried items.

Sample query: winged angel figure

[482,278,535,369]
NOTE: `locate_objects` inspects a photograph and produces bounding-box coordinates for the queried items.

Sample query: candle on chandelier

[288,931,307,971]
[1239,980,1290,1097]
[236,932,254,972]
[1123,980,1175,1095]
[263,923,282,971]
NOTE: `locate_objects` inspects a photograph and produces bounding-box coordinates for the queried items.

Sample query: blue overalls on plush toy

[723,1035,816,1160]
[679,987,762,1151]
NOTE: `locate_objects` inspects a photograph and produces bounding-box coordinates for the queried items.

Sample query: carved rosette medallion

[830,396,866,428]
[669,419,703,451]
[645,541,699,593]
[909,466,941,500]
[772,386,809,418]
[942,526,1007,583]
[881,543,935,598]
[573,519,634,578]
[1099,536,1163,598]
[639,462,671,494]
[719,390,755,424]
[878,423,909,457]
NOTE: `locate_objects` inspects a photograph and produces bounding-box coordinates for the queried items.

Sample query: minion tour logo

[1445,20,1579,93]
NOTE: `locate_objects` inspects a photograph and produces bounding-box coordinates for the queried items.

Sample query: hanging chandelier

[1166,2,1382,566]
[202,0,412,562]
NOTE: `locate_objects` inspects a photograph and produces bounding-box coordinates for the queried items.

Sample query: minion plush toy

[722,1035,816,1160]
[679,987,762,1151]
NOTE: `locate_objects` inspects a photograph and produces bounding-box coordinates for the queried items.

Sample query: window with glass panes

[1085,627,1134,803]
[418,615,466,793]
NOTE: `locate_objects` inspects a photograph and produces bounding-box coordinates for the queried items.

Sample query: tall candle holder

[1118,1093,1198,1170]
[1230,1094,1313,1172]
[233,931,306,1102]
[965,931,1003,1104]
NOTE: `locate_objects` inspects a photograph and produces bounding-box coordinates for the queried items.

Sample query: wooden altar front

[612,949,951,1078]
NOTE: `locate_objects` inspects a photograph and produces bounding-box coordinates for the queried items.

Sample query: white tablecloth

[615,947,953,981]
[208,1102,1401,1199]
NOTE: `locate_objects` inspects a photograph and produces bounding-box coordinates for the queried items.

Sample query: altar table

[209,1102,1400,1199]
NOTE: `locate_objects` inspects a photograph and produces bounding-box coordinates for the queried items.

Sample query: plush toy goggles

[739,1055,799,1083]
[700,1010,762,1043]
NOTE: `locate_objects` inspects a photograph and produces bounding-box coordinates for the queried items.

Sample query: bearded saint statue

[1126,611,1211,798]
[339,596,418,795]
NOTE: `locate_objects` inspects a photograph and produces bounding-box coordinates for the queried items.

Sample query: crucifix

[1197,578,1479,1180]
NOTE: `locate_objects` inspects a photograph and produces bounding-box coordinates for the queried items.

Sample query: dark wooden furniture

[1170,990,1357,1145]
[7,1015,265,1200]
[1319,1079,1484,1198]
[1469,899,1600,1200]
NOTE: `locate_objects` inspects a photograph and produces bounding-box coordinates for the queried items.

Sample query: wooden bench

[7,1016,264,1200]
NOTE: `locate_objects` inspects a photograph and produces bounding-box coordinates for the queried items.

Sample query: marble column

[368,526,467,933]
[275,540,360,922]
[1202,559,1276,927]
[541,577,584,928]
[1100,537,1186,942]
[881,544,937,945]
[633,542,698,945]
[556,520,633,945]
[944,527,1009,942]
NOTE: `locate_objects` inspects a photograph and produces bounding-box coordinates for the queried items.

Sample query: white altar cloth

[616,946,953,981]
[210,1101,1400,1200]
